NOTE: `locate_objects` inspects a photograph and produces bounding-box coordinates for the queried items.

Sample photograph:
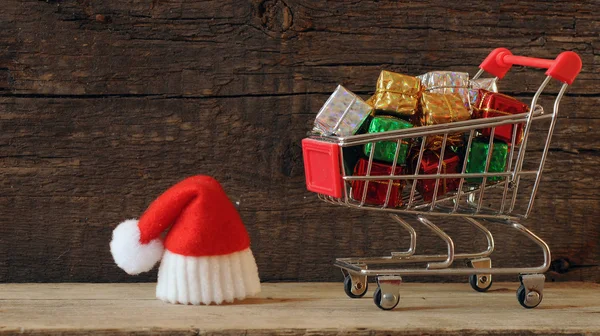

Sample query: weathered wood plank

[0,0,598,96]
[0,0,598,283]
[1,192,596,282]
[2,283,600,336]
[0,96,598,283]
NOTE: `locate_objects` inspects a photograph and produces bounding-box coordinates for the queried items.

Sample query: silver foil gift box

[417,71,470,108]
[313,85,373,137]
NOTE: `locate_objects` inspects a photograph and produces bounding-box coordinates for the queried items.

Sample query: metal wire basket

[302,48,582,310]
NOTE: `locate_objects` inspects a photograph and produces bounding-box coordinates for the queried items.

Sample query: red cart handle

[480,48,582,85]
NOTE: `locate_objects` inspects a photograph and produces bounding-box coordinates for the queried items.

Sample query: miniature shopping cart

[301,48,582,310]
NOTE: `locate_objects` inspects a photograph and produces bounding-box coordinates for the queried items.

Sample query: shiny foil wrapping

[468,78,498,106]
[418,92,469,151]
[465,138,509,183]
[472,90,529,145]
[365,94,376,108]
[372,70,422,117]
[419,92,471,126]
[423,132,465,153]
[363,116,413,164]
[352,158,405,207]
[417,71,470,108]
[415,151,461,202]
[313,85,373,136]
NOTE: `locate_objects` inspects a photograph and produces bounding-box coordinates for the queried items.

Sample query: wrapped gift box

[363,116,413,164]
[417,71,470,108]
[413,150,461,202]
[371,70,422,117]
[418,92,470,151]
[419,92,471,126]
[472,90,529,145]
[313,85,373,137]
[352,158,405,207]
[465,138,509,183]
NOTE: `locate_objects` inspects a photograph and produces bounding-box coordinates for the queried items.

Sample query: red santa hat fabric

[138,175,250,257]
[110,175,261,304]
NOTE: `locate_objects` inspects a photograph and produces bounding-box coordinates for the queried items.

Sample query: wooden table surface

[1,282,600,335]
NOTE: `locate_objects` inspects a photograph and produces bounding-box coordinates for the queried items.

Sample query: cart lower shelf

[2,282,600,335]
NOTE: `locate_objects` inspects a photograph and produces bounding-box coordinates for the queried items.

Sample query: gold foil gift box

[419,92,471,150]
[419,92,471,126]
[371,70,422,117]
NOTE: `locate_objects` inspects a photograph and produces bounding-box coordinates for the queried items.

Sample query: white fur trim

[156,248,261,305]
[110,219,164,275]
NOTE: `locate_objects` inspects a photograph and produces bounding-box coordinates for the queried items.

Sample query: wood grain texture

[0,0,599,283]
[2,283,600,335]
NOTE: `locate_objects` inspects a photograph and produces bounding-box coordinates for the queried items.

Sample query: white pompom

[110,219,164,275]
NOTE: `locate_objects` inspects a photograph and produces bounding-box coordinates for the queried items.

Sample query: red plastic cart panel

[301,138,343,198]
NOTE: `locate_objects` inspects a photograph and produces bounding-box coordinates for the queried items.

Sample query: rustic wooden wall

[1,0,598,283]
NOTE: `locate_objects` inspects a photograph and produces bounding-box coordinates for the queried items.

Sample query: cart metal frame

[302,48,582,310]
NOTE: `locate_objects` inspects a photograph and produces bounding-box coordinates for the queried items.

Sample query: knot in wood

[95,14,111,23]
[254,0,293,33]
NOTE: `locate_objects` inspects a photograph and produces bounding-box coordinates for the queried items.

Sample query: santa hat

[109,175,261,305]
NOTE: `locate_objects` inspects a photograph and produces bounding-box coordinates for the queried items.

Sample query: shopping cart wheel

[468,258,492,292]
[373,287,399,311]
[373,276,402,310]
[343,273,368,299]
[469,274,493,292]
[516,274,545,309]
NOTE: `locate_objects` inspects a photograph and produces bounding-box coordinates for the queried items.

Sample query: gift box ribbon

[473,107,528,116]
[439,94,464,123]
[425,133,464,152]
[475,91,530,113]
[377,89,420,95]
[367,180,404,187]
[425,85,469,90]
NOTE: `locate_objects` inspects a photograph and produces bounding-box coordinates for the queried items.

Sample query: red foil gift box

[415,151,461,202]
[352,158,405,207]
[472,90,529,146]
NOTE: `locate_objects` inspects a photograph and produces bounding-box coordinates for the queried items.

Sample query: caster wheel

[516,284,542,309]
[373,287,400,311]
[343,274,368,298]
[469,274,493,292]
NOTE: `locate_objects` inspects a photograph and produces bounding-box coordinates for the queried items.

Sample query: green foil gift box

[465,138,509,183]
[363,116,413,164]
